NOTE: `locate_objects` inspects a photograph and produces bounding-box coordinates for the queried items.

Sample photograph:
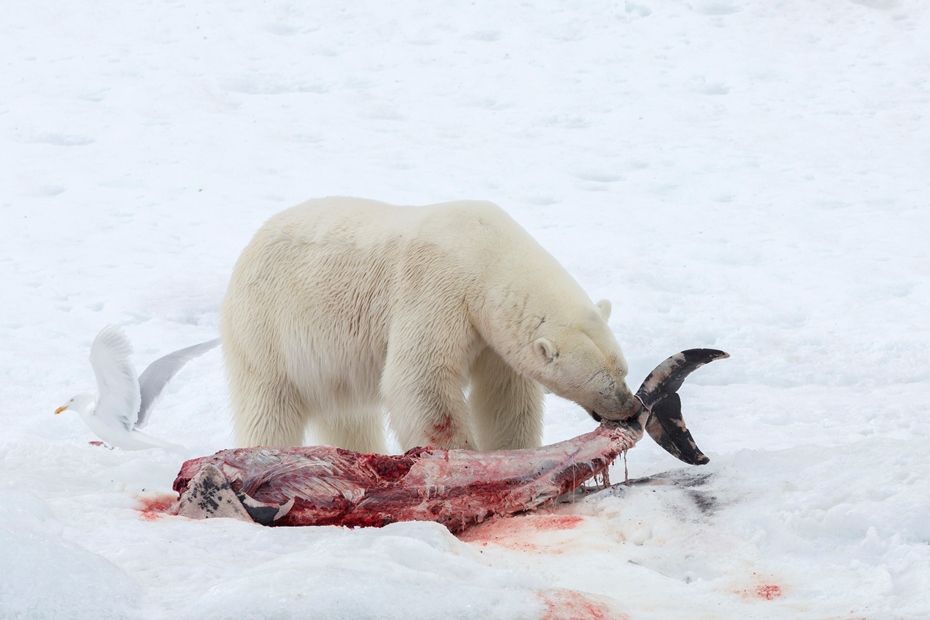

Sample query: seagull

[55,326,219,450]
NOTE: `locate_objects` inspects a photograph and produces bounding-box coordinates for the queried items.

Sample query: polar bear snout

[589,386,642,422]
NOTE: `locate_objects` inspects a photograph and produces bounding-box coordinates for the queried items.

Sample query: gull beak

[54,405,68,415]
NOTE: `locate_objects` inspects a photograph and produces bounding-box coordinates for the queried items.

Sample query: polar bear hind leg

[232,377,308,448]
[225,343,310,448]
[309,407,387,453]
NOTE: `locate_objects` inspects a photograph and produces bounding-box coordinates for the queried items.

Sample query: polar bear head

[530,299,641,421]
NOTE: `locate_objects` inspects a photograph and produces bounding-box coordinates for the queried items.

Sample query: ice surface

[2,0,929,617]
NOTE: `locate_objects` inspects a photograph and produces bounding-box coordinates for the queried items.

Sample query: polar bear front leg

[470,347,544,450]
[381,326,476,451]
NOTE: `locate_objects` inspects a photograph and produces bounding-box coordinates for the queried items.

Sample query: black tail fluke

[635,349,728,465]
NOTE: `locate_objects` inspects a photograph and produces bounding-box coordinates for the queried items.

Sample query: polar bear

[221,197,640,452]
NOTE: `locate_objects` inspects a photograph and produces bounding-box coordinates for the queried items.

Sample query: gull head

[55,393,96,417]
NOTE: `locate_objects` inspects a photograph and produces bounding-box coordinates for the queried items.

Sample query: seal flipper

[645,393,709,465]
[637,349,729,409]
[238,494,295,526]
[635,348,728,465]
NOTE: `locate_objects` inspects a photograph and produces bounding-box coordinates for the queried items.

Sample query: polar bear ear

[596,299,612,321]
[534,337,558,364]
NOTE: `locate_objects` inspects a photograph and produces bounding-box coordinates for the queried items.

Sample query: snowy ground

[2,0,929,618]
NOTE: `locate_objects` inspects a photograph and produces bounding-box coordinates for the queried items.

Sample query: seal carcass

[173,349,727,532]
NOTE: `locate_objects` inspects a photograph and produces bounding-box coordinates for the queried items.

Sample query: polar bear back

[236,196,593,323]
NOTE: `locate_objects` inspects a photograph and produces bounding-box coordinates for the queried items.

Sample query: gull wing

[89,326,142,431]
[135,338,220,429]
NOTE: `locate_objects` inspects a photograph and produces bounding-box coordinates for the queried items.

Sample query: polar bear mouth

[587,407,637,423]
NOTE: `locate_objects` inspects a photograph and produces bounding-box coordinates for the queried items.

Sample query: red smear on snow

[136,493,177,521]
[754,584,782,600]
[539,589,627,620]
[459,513,583,550]
[88,440,105,447]
[534,514,584,530]
[459,520,539,551]
[737,574,784,601]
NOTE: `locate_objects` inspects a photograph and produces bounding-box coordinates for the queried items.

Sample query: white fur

[221,197,636,451]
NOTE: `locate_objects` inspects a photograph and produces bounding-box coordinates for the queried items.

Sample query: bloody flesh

[173,422,640,532]
[171,348,726,532]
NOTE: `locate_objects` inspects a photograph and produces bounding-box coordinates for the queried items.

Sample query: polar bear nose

[625,393,644,418]
[613,387,641,418]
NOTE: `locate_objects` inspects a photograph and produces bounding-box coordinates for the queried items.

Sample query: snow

[2,0,929,617]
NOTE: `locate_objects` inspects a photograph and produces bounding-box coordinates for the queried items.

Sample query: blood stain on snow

[458,513,583,550]
[737,578,784,601]
[136,493,177,521]
[755,584,783,600]
[88,440,105,447]
[539,589,627,620]
[533,514,584,530]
